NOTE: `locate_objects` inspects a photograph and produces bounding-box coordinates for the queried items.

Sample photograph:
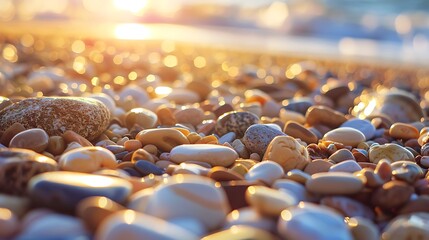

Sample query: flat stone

[0,97,110,141]
[263,136,310,172]
[28,171,132,212]
[323,127,366,147]
[242,124,285,156]
[283,121,318,144]
[341,119,375,140]
[306,172,364,195]
[304,159,333,175]
[129,174,230,231]
[389,123,420,140]
[170,144,238,167]
[215,111,259,138]
[9,128,49,153]
[278,202,353,240]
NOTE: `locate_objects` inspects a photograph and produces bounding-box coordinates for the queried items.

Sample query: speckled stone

[0,148,57,195]
[215,111,259,138]
[0,97,110,141]
[242,124,285,156]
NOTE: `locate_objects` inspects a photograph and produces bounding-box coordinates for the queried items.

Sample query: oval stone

[305,105,347,128]
[341,118,375,140]
[59,146,117,173]
[306,172,364,195]
[389,123,420,140]
[245,161,284,185]
[278,203,353,240]
[0,97,110,141]
[28,171,132,212]
[368,143,414,164]
[242,124,285,156]
[323,127,366,147]
[9,128,49,153]
[215,111,259,138]
[136,128,189,152]
[134,160,164,176]
[130,174,230,231]
[263,136,310,172]
[283,121,318,144]
[170,144,238,167]
[320,196,374,219]
[125,108,158,129]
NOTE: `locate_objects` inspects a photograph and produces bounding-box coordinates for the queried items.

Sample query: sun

[113,0,148,14]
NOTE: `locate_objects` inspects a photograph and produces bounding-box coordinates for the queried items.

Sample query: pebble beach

[1,28,429,240]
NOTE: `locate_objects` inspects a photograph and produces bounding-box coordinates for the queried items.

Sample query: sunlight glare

[115,24,152,40]
[113,0,147,14]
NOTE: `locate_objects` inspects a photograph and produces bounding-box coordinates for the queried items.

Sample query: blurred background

[1,0,429,65]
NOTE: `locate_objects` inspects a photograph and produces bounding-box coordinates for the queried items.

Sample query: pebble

[0,208,19,238]
[47,135,66,155]
[231,139,250,159]
[130,174,230,231]
[283,121,318,144]
[329,148,355,163]
[9,128,49,153]
[323,127,366,147]
[134,160,164,176]
[170,144,238,167]
[329,160,362,173]
[368,143,414,163]
[263,136,309,172]
[59,146,117,173]
[118,85,150,110]
[28,171,132,212]
[382,213,429,240]
[156,106,177,126]
[136,128,189,152]
[76,196,125,232]
[208,166,244,181]
[371,180,414,210]
[306,172,364,195]
[305,105,347,128]
[125,108,158,129]
[202,225,276,240]
[391,161,424,183]
[0,122,26,146]
[279,109,306,124]
[389,123,420,140]
[0,97,110,141]
[278,202,353,240]
[62,130,93,147]
[273,179,309,202]
[0,148,58,195]
[218,132,236,144]
[346,217,379,240]
[242,124,285,156]
[320,196,374,219]
[87,93,116,113]
[304,159,333,175]
[245,161,284,185]
[282,99,313,115]
[399,195,429,214]
[285,169,311,184]
[341,118,375,140]
[175,107,205,127]
[245,185,298,216]
[215,111,259,138]
[223,208,276,232]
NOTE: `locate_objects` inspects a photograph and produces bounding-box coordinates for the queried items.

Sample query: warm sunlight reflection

[114,24,152,40]
[113,0,147,14]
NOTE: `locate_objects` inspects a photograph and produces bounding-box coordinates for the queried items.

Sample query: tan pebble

[304,159,333,175]
[195,135,218,144]
[306,172,364,195]
[116,162,135,169]
[329,160,362,173]
[59,146,117,173]
[230,164,249,176]
[263,136,310,172]
[156,106,176,126]
[354,168,383,188]
[0,208,19,238]
[323,127,365,147]
[245,186,298,216]
[279,109,306,124]
[47,136,66,156]
[389,123,419,140]
[346,217,379,240]
[142,144,158,155]
[245,161,284,185]
[371,180,414,210]
[283,121,318,144]
[77,196,125,233]
[234,159,258,169]
[284,169,311,184]
[305,105,347,128]
[369,143,414,164]
[329,148,355,163]
[63,142,83,153]
[0,122,26,146]
[9,128,49,153]
[62,130,93,147]
[174,108,205,127]
[131,149,155,163]
[187,132,202,144]
[124,140,142,152]
[391,161,424,183]
[125,108,158,129]
[208,166,244,181]
[136,128,189,152]
[173,127,191,136]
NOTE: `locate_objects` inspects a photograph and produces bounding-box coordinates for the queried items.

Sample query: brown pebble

[220,180,260,210]
[156,106,176,126]
[374,159,392,183]
[283,121,318,144]
[124,140,142,152]
[304,159,333,175]
[399,195,429,215]
[305,105,347,128]
[0,123,26,146]
[371,180,414,210]
[62,130,93,147]
[208,166,244,181]
[213,103,234,117]
[9,128,49,153]
[389,123,420,140]
[47,136,66,156]
[174,107,205,127]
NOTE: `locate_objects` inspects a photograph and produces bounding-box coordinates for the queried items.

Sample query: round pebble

[125,108,158,129]
[59,146,117,173]
[170,144,238,167]
[245,161,284,185]
[0,97,110,141]
[9,128,49,153]
[305,105,347,128]
[175,107,205,127]
[389,123,420,140]
[306,172,364,195]
[242,124,285,156]
[263,136,310,172]
[323,127,366,147]
[215,111,259,138]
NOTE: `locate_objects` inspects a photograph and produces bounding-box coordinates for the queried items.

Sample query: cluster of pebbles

[1,35,429,240]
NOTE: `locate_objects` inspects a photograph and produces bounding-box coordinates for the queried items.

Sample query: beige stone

[136,128,189,152]
[263,136,310,172]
